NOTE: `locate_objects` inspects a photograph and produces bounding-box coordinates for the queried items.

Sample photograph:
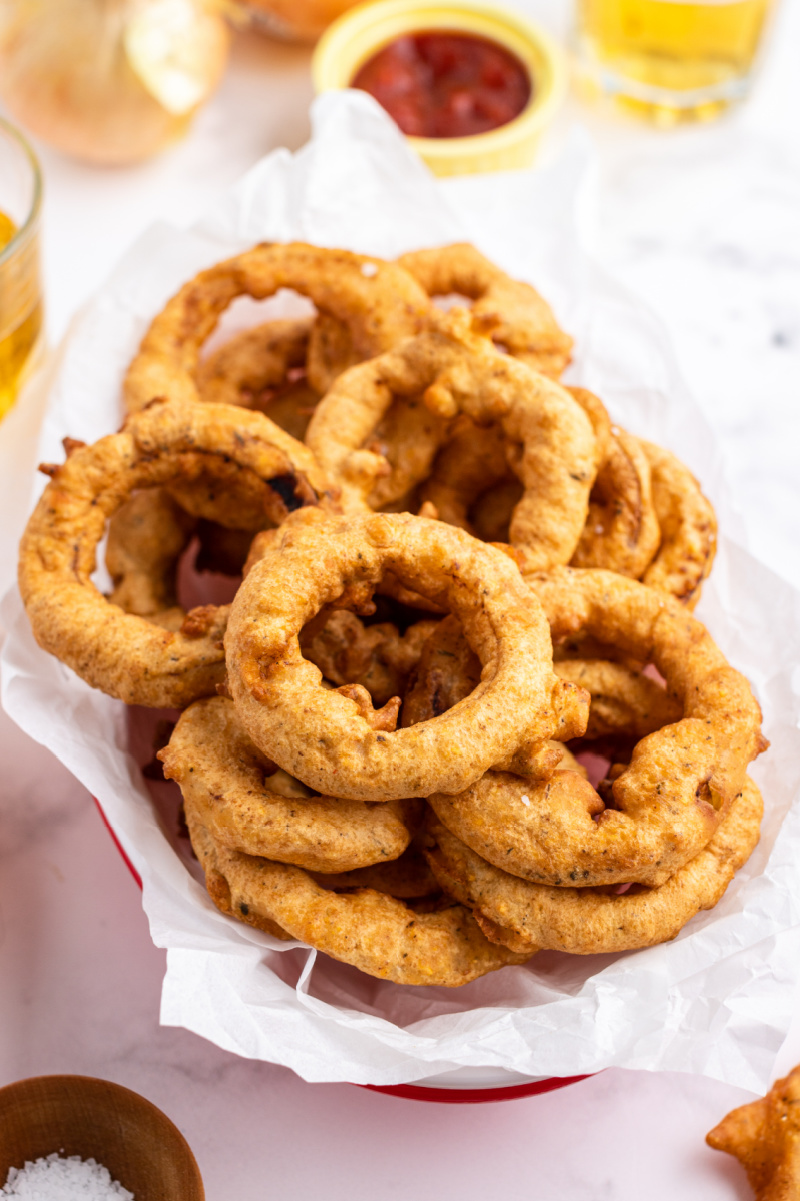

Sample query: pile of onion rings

[18,240,765,987]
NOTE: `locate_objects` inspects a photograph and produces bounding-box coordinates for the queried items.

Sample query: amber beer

[0,119,43,423]
[576,0,772,122]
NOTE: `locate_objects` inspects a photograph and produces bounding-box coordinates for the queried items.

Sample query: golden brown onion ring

[124,243,430,414]
[225,509,588,802]
[305,310,597,572]
[20,401,333,708]
[398,243,573,378]
[160,697,417,873]
[185,796,533,986]
[639,439,717,608]
[431,568,766,887]
[424,776,762,954]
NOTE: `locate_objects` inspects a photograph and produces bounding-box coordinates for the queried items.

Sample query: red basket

[93,798,593,1105]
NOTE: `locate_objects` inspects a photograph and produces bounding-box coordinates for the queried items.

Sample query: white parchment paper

[3,92,800,1090]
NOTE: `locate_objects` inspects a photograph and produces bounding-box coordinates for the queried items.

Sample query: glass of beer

[575,0,774,124]
[0,117,43,423]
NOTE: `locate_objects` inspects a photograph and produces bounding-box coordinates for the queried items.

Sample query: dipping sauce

[351,31,532,138]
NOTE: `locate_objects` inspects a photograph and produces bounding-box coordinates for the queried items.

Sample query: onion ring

[225,509,588,801]
[398,243,573,378]
[305,310,597,572]
[430,567,766,887]
[423,775,762,954]
[639,439,717,607]
[123,243,431,414]
[160,697,417,872]
[20,400,333,708]
[185,796,533,986]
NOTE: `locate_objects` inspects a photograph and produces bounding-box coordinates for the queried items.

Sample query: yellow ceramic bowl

[312,0,567,176]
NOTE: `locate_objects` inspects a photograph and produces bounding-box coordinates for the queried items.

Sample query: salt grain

[0,1153,134,1199]
[360,261,378,277]
[520,794,530,807]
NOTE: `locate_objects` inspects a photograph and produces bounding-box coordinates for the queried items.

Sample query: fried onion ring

[124,243,431,414]
[639,439,717,607]
[225,509,588,801]
[20,401,332,708]
[160,697,417,872]
[430,568,766,887]
[423,775,762,954]
[185,797,533,986]
[398,243,573,378]
[305,310,597,572]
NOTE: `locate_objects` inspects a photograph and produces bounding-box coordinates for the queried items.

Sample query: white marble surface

[2,2,800,1197]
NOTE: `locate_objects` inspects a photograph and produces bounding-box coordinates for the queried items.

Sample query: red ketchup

[351,31,532,139]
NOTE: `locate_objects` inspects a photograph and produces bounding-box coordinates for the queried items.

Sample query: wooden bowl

[0,1075,204,1200]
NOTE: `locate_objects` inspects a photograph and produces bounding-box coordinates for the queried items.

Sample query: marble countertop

[1,1,799,1196]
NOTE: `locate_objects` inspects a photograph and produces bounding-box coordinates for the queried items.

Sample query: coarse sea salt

[0,1153,134,1199]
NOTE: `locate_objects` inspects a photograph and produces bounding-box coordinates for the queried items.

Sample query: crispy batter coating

[124,243,430,414]
[160,697,417,872]
[639,439,717,607]
[185,796,533,986]
[424,776,761,953]
[306,310,597,571]
[398,243,573,378]
[438,566,765,887]
[707,1064,800,1201]
[301,608,438,707]
[19,401,333,708]
[225,509,588,801]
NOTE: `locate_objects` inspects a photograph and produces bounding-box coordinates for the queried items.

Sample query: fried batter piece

[186,796,533,986]
[225,508,588,802]
[160,697,417,872]
[398,243,573,378]
[124,243,431,414]
[707,1064,800,1200]
[424,776,762,954]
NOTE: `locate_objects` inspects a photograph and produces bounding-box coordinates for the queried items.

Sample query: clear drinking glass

[575,0,774,124]
[0,117,43,422]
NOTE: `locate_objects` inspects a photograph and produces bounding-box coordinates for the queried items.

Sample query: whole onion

[0,0,230,165]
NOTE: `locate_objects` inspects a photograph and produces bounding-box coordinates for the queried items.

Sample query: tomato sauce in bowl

[351,31,532,138]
